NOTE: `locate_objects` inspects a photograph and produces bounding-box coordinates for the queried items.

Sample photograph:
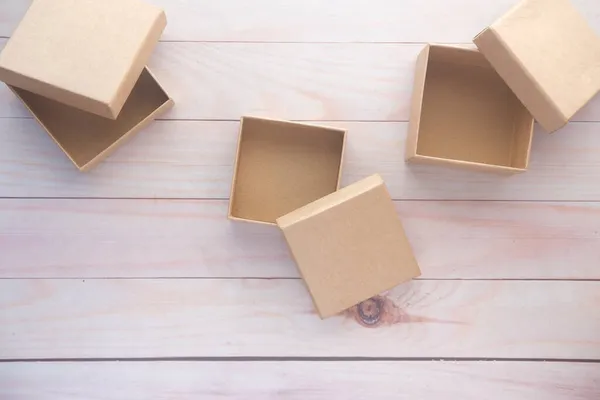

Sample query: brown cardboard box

[474,0,600,133]
[406,44,534,173]
[230,120,420,317]
[11,69,172,171]
[277,174,421,319]
[0,0,173,171]
[228,117,346,225]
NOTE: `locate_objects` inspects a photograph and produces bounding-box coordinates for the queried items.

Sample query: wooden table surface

[1,0,599,398]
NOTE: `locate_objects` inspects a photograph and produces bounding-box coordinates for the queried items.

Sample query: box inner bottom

[12,68,169,168]
[231,119,344,224]
[417,52,531,169]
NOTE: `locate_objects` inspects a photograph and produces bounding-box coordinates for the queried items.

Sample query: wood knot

[344,291,464,328]
[356,297,384,326]
[345,295,407,328]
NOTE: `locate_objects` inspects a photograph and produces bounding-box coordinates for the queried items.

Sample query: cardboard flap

[474,0,600,132]
[0,0,166,119]
[277,174,421,318]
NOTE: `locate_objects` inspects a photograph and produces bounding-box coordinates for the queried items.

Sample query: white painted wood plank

[2,41,600,121]
[1,361,598,400]
[2,0,598,43]
[1,199,599,279]
[2,119,600,201]
[1,279,598,359]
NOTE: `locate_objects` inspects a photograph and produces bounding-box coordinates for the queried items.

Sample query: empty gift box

[229,116,346,225]
[228,119,421,317]
[407,0,600,173]
[406,44,533,173]
[0,0,173,171]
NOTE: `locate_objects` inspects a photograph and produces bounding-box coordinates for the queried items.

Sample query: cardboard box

[474,0,600,133]
[229,117,346,225]
[10,68,173,171]
[0,0,172,171]
[277,174,421,319]
[406,44,534,173]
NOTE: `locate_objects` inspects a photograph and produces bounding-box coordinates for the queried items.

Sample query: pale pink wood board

[0,0,599,398]
[0,362,598,400]
[2,41,600,121]
[2,119,600,200]
[1,0,598,43]
[0,199,598,279]
[1,279,599,359]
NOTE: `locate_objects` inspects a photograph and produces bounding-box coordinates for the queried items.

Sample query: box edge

[276,174,384,230]
[108,9,167,119]
[474,25,568,133]
[405,44,430,162]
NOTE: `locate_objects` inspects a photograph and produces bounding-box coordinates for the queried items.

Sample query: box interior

[12,68,170,169]
[230,118,345,224]
[416,46,532,169]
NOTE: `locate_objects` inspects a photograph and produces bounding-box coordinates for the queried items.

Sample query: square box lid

[277,174,421,319]
[474,0,600,132]
[0,0,166,119]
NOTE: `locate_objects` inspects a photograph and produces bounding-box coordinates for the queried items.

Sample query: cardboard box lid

[276,174,421,319]
[474,0,600,132]
[0,0,166,120]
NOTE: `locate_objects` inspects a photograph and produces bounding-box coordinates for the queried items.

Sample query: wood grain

[2,41,600,121]
[3,119,600,201]
[1,361,598,400]
[1,279,599,359]
[1,199,599,279]
[1,0,599,393]
[1,0,598,44]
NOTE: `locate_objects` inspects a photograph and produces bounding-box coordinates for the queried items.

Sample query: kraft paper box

[228,117,346,225]
[277,174,421,319]
[228,120,420,317]
[406,44,534,173]
[406,0,600,173]
[0,0,173,171]
[474,0,600,133]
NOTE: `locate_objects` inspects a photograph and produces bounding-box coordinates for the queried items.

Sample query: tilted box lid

[0,0,166,119]
[474,0,600,132]
[276,174,421,319]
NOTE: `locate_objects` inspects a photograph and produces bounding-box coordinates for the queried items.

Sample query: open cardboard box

[406,45,534,173]
[277,174,421,319]
[229,119,421,318]
[228,116,346,225]
[0,0,172,171]
[10,68,173,171]
[406,0,600,173]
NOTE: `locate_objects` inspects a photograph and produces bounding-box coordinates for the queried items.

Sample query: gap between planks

[1,198,599,203]
[0,278,599,282]
[1,357,600,363]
